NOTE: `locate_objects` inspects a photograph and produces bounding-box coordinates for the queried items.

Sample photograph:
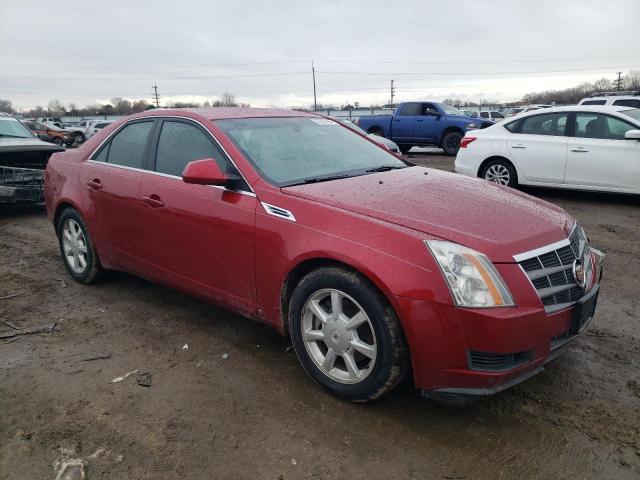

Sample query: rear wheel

[73,132,85,144]
[289,266,408,402]
[441,131,463,156]
[398,144,412,155]
[56,208,102,284]
[52,137,63,146]
[481,158,518,187]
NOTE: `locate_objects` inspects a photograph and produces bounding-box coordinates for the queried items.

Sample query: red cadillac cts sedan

[44,108,604,403]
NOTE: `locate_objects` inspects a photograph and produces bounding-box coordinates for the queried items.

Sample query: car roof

[182,107,314,120]
[511,105,635,117]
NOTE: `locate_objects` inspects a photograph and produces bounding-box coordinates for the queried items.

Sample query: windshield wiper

[299,174,354,184]
[365,165,406,173]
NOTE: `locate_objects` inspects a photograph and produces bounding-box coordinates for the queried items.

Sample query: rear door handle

[511,144,526,149]
[87,179,102,190]
[142,195,164,208]
[571,148,589,153]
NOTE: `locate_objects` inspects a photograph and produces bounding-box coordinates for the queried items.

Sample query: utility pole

[152,84,160,108]
[312,61,317,112]
[390,79,395,107]
[614,71,623,91]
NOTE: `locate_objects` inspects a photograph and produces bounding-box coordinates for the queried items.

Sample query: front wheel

[73,132,85,144]
[52,137,63,146]
[481,159,518,188]
[441,131,463,156]
[289,267,408,402]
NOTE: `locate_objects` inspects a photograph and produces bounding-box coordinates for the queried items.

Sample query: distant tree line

[0,92,247,117]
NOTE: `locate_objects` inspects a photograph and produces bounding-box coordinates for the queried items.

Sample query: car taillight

[460,136,477,148]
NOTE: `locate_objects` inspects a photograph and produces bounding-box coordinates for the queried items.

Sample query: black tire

[368,127,384,137]
[56,208,102,284]
[288,266,408,402]
[441,131,463,156]
[52,137,63,146]
[398,144,412,155]
[480,158,518,188]
[72,132,85,144]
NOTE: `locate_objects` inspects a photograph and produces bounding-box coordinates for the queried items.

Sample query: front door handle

[511,144,526,149]
[87,179,102,190]
[571,148,589,153]
[142,195,165,208]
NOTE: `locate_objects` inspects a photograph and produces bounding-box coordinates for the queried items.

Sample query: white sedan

[455,105,640,194]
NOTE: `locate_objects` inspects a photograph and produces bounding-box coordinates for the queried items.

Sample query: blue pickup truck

[355,101,493,155]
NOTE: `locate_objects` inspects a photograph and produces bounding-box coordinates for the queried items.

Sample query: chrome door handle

[571,148,589,153]
[511,145,526,149]
[142,195,164,208]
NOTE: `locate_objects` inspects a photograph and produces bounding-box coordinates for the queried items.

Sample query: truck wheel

[442,131,463,156]
[73,132,85,144]
[368,127,385,137]
[52,137,63,146]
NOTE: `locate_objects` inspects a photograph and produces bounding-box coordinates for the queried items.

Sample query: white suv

[579,92,640,109]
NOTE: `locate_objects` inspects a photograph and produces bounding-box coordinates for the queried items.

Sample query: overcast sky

[1,0,639,110]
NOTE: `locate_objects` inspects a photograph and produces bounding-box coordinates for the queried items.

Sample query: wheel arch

[53,199,83,229]
[439,126,465,146]
[477,155,518,180]
[280,257,397,338]
[367,125,385,136]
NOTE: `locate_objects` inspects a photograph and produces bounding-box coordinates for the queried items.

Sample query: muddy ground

[1,153,639,479]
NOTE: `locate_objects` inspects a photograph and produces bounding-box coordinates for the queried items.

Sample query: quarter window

[613,99,640,109]
[103,121,153,169]
[575,113,636,140]
[155,121,229,177]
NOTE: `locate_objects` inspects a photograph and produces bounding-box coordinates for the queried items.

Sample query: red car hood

[282,167,574,263]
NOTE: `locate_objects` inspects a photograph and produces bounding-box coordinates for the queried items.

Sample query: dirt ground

[1,152,639,479]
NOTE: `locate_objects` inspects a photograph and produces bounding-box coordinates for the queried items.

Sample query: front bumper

[393,283,600,396]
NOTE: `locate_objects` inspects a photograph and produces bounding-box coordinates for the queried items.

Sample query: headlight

[466,123,482,129]
[425,240,515,308]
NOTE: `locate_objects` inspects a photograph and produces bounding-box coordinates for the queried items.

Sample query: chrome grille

[516,226,587,313]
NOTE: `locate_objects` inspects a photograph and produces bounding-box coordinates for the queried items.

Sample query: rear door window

[398,103,421,116]
[101,121,153,169]
[581,100,606,105]
[518,113,568,136]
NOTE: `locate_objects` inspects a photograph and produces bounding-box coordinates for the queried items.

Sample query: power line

[316,64,640,77]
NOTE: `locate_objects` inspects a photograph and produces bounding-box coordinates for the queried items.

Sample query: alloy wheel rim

[62,219,88,273]
[301,289,377,384]
[485,165,510,185]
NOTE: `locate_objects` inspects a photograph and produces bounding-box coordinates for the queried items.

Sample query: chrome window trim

[86,159,257,197]
[87,114,255,194]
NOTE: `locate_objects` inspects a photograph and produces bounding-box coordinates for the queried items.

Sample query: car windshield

[335,118,368,135]
[0,117,35,138]
[440,104,463,115]
[620,108,640,122]
[216,117,407,187]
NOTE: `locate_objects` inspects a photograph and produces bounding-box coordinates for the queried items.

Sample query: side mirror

[182,158,232,186]
[624,129,640,140]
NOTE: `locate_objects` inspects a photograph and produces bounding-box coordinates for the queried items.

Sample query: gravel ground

[1,152,639,479]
